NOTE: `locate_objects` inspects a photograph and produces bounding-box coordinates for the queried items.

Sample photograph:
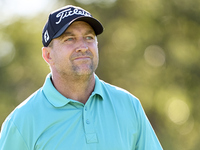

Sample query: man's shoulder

[99,79,142,119]
[99,79,139,103]
[100,79,134,96]
[8,88,44,122]
[18,88,43,108]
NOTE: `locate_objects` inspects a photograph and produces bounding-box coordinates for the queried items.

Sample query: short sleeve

[135,100,163,150]
[0,118,29,150]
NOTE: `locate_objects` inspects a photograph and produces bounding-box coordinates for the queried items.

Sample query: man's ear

[42,47,52,64]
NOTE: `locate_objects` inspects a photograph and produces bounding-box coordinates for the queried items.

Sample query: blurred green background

[0,0,200,149]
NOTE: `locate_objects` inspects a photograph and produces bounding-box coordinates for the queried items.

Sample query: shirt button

[86,119,90,124]
[85,107,87,111]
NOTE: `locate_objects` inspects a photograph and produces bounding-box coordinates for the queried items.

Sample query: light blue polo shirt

[0,74,163,150]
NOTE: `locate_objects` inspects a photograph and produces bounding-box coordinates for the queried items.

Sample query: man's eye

[66,38,74,41]
[86,36,93,40]
[64,37,74,42]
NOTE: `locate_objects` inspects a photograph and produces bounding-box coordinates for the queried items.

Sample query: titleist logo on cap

[55,8,92,24]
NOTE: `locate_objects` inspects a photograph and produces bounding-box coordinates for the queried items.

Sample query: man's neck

[51,73,95,104]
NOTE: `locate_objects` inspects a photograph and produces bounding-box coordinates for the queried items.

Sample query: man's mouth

[72,54,92,61]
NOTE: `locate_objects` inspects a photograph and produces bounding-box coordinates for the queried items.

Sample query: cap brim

[53,16,103,39]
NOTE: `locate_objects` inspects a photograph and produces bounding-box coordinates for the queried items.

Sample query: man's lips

[72,55,92,60]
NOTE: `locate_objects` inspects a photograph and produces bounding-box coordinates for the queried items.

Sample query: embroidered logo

[44,30,49,43]
[55,8,92,24]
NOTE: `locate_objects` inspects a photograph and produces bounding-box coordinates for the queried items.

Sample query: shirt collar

[93,74,104,100]
[42,73,104,107]
[42,73,71,107]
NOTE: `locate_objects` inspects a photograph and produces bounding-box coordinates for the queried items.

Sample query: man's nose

[75,38,88,52]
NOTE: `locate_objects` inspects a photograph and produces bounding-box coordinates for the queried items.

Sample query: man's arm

[0,118,29,150]
[135,100,163,150]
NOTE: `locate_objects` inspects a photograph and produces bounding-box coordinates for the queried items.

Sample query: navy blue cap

[42,5,104,47]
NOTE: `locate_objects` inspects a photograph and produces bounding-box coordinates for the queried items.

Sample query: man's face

[47,21,99,77]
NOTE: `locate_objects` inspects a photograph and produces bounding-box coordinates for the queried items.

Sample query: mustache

[70,51,93,60]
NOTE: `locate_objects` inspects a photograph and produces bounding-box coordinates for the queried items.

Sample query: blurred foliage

[1,0,200,149]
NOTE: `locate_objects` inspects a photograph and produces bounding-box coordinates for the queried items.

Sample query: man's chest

[34,107,137,150]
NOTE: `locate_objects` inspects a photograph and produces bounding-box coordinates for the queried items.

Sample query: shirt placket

[83,99,98,144]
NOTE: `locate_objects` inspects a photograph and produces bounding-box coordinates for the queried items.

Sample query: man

[0,5,163,150]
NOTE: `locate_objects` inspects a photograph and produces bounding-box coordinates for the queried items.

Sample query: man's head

[42,5,103,47]
[42,5,103,78]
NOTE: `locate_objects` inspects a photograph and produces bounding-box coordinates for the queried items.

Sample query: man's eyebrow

[85,29,96,35]
[58,29,96,40]
[59,32,74,39]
